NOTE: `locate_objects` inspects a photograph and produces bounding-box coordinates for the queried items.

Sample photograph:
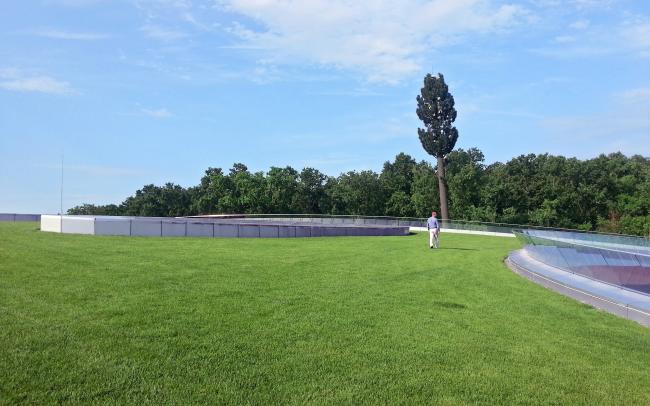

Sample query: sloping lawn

[1,222,649,404]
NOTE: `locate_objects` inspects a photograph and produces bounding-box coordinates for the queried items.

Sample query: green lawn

[1,222,649,405]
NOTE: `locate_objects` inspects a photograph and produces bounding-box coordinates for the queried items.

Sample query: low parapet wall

[203,216,515,238]
[40,215,410,238]
[0,213,41,222]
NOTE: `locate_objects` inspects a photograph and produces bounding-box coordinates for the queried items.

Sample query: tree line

[68,149,650,237]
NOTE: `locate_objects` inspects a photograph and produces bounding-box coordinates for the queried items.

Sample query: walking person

[427,211,440,249]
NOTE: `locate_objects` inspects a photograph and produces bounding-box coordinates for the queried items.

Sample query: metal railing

[231,214,650,241]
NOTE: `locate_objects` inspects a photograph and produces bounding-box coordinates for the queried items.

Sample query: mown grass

[0,222,649,405]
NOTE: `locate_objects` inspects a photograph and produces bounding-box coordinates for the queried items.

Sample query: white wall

[410,226,515,238]
[61,216,95,235]
[40,215,62,233]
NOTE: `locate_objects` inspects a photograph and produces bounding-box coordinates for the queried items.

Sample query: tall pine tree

[416,73,459,220]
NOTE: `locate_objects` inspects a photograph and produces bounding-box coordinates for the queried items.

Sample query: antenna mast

[60,153,64,216]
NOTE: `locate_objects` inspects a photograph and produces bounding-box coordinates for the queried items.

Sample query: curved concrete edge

[505,253,650,328]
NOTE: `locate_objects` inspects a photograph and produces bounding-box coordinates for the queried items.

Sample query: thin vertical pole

[60,152,64,232]
[60,153,64,215]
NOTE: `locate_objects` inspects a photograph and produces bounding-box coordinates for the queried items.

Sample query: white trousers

[429,229,439,248]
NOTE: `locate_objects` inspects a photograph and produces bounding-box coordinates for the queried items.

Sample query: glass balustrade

[514,229,650,295]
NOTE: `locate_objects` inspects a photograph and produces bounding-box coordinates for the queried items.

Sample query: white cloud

[569,19,590,30]
[539,87,650,157]
[532,0,612,9]
[540,113,650,157]
[141,24,188,40]
[310,87,383,97]
[0,75,74,95]
[618,86,650,103]
[137,0,192,9]
[531,44,612,58]
[621,19,650,57]
[181,12,213,31]
[554,35,575,43]
[43,0,106,6]
[218,0,527,83]
[533,17,650,59]
[142,107,172,118]
[30,29,110,40]
[569,0,613,9]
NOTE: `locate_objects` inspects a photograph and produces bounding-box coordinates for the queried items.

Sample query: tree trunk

[437,156,449,220]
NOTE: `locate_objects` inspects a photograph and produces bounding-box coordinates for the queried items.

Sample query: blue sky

[1,0,649,213]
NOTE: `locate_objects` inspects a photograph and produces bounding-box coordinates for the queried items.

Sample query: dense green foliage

[416,73,459,220]
[69,150,650,236]
[1,222,649,404]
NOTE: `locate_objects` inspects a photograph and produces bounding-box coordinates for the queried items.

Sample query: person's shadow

[433,301,467,309]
